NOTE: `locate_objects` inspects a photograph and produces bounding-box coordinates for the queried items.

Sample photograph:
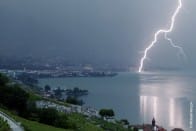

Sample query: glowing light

[169,99,175,126]
[153,96,158,119]
[140,96,147,123]
[138,0,182,72]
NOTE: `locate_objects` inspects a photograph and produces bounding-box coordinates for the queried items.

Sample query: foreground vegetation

[0,116,10,131]
[0,107,130,131]
[0,108,68,131]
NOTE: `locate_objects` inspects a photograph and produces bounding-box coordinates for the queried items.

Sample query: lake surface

[39,71,196,130]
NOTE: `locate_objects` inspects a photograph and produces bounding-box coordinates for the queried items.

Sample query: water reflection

[190,101,193,129]
[169,98,175,127]
[139,72,196,130]
[139,96,189,129]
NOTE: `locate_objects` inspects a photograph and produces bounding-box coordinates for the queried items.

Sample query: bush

[66,96,84,105]
[99,109,115,118]
[44,85,51,92]
[120,119,129,125]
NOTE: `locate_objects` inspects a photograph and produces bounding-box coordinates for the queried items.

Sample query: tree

[54,87,62,98]
[44,85,51,92]
[99,109,115,118]
[120,119,129,125]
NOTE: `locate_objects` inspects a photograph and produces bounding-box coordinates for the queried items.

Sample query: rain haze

[2,1,196,130]
[0,0,196,69]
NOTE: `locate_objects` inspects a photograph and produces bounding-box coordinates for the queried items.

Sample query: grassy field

[19,117,72,131]
[90,117,130,131]
[0,108,130,131]
[0,108,70,131]
[67,113,103,131]
[67,113,130,131]
[0,108,107,131]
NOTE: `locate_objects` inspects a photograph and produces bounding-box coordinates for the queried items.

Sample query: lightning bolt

[164,34,186,60]
[138,0,183,73]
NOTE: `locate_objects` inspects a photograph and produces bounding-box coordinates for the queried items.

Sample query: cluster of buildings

[0,67,117,80]
[36,100,99,118]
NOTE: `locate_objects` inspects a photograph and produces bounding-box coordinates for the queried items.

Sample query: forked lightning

[138,0,184,72]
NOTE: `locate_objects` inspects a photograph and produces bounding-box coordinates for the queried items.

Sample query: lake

[38,71,196,130]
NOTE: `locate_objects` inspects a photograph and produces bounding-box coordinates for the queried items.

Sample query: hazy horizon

[1,0,196,69]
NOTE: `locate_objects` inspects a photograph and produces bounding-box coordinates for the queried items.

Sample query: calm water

[39,71,196,130]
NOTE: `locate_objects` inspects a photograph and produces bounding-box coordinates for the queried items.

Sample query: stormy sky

[0,0,196,69]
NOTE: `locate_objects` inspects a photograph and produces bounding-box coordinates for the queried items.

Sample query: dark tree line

[38,108,76,129]
[0,74,29,116]
[0,73,9,86]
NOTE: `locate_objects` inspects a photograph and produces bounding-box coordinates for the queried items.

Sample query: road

[0,111,23,131]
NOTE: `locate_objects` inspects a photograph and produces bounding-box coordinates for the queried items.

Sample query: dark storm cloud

[0,0,195,69]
